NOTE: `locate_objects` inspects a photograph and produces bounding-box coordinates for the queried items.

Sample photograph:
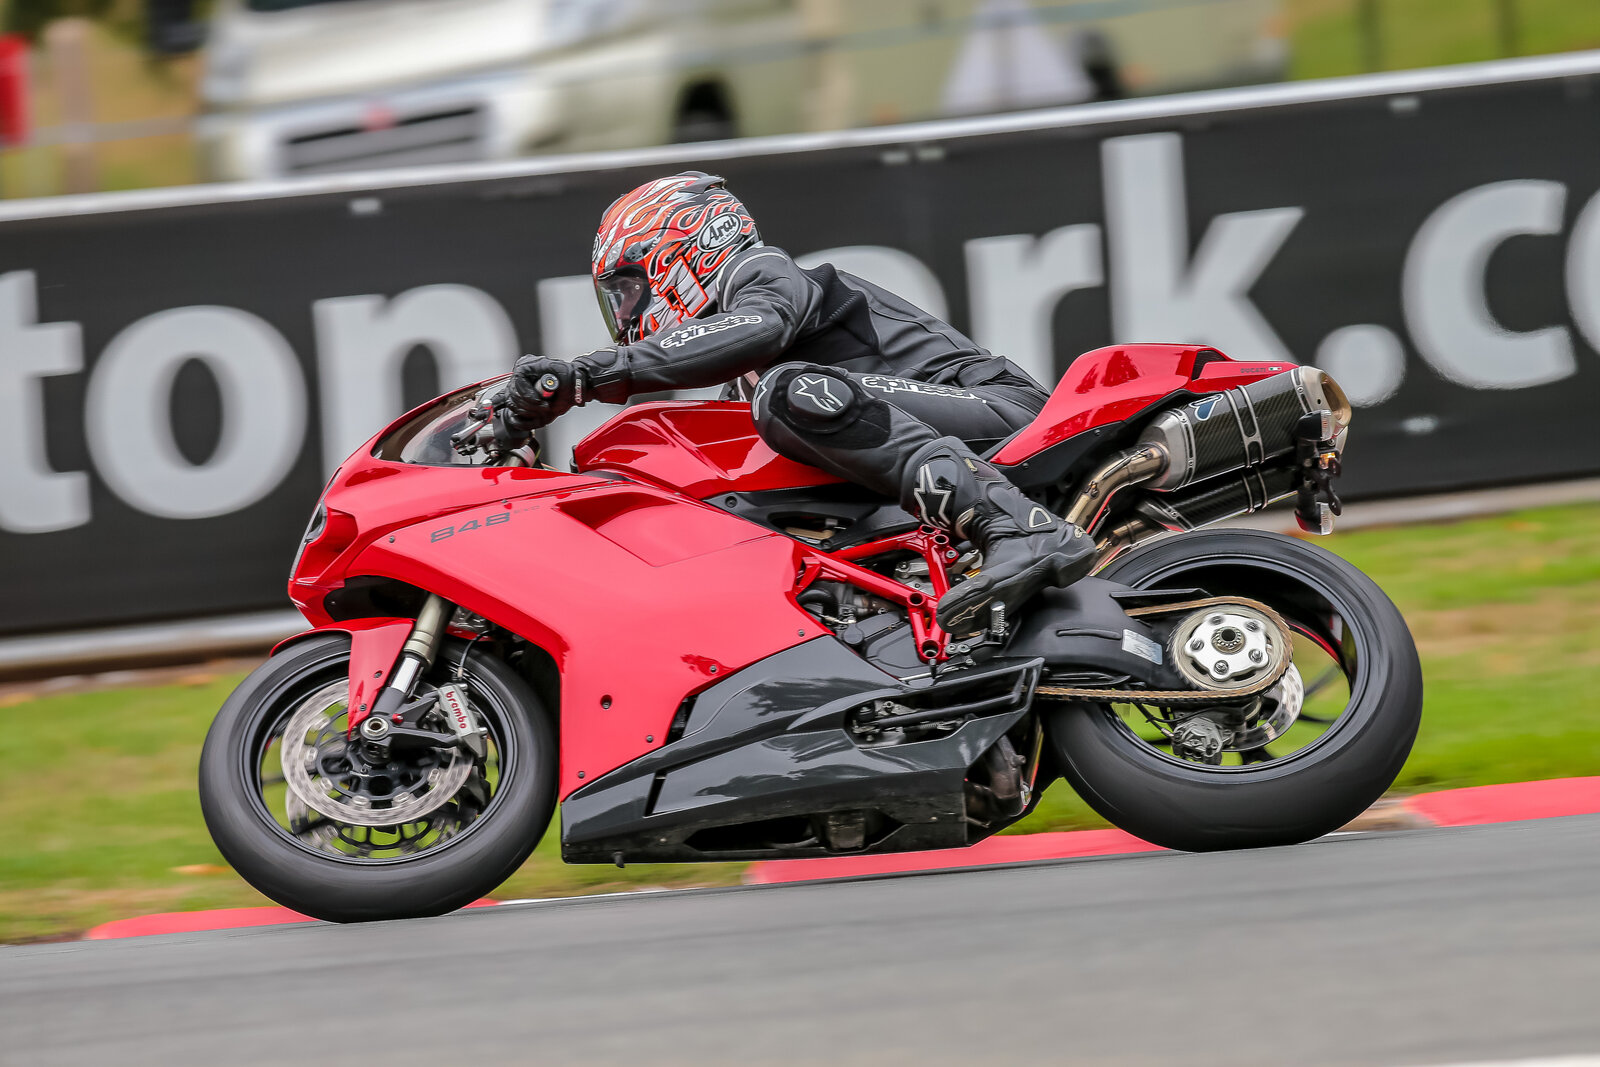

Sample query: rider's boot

[903,438,1097,636]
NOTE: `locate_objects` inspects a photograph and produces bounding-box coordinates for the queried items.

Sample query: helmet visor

[594,269,649,343]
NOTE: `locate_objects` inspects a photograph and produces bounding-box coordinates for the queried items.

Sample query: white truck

[195,0,1287,181]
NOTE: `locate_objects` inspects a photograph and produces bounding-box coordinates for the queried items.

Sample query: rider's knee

[753,363,840,427]
[752,363,892,450]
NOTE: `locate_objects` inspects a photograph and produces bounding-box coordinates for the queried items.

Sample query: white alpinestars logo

[793,375,845,413]
[1026,506,1054,530]
[914,464,953,527]
[659,314,763,348]
[859,376,982,401]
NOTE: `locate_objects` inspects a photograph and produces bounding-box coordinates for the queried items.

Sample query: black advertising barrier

[3,55,1600,636]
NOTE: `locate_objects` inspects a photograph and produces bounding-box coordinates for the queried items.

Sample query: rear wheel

[199,634,556,922]
[1046,529,1421,852]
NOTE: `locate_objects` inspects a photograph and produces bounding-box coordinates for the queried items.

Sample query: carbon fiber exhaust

[1136,367,1351,492]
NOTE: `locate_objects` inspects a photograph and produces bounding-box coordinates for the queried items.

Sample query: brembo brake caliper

[354,685,486,759]
[435,683,487,759]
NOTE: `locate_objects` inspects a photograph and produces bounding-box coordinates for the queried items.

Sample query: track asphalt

[75,776,1600,937]
[2,814,1596,1067]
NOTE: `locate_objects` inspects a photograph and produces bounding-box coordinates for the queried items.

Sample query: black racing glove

[501,355,586,433]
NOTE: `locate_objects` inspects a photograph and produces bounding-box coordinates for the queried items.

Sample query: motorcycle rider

[499,171,1095,635]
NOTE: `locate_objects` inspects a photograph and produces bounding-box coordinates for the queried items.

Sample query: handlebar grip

[537,373,561,399]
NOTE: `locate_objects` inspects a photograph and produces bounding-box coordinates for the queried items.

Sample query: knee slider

[755,364,856,425]
[751,363,814,430]
[785,370,856,426]
[755,364,892,448]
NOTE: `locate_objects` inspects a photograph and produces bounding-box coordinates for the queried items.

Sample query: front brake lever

[452,399,542,467]
[449,402,496,457]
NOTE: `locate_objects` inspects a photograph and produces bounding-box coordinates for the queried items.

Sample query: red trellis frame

[798,526,960,662]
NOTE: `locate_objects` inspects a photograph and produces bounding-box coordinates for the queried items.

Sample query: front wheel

[1046,529,1422,852]
[199,634,556,922]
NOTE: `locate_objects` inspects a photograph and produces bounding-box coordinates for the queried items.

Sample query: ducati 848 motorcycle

[199,343,1422,923]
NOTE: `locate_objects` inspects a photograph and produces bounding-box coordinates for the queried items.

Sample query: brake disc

[1229,662,1305,751]
[279,682,473,828]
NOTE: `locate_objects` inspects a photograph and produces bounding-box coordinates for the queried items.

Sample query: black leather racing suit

[573,245,1050,503]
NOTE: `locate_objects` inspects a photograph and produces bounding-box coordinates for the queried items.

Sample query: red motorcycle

[200,343,1421,923]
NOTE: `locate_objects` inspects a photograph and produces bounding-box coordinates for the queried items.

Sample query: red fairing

[289,462,604,623]
[989,345,1295,466]
[358,484,821,799]
[298,433,823,798]
[573,401,843,498]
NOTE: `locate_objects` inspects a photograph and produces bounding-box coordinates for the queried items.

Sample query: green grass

[2,501,1598,942]
[1287,0,1600,81]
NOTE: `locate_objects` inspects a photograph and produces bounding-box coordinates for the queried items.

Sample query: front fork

[343,594,491,759]
[357,594,453,730]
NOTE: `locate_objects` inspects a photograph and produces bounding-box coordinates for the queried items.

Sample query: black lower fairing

[561,639,1042,863]
[560,568,1198,865]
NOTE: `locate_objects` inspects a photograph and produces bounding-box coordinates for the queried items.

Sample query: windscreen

[370,380,507,467]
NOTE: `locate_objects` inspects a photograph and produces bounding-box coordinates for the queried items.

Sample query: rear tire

[1047,529,1421,852]
[199,634,556,922]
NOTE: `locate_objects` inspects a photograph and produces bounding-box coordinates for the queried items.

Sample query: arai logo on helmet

[698,212,742,251]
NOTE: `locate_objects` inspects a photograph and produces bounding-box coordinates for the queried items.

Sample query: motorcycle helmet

[591,171,761,345]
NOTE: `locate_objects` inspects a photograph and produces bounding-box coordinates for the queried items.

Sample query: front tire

[1047,529,1422,852]
[199,634,556,923]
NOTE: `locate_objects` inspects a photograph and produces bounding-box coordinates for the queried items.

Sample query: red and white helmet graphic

[591,171,760,345]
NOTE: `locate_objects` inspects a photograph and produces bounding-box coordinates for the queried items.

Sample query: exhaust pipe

[1136,367,1351,492]
[1064,444,1169,533]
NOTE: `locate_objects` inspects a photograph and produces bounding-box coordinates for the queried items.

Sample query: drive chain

[1034,596,1294,705]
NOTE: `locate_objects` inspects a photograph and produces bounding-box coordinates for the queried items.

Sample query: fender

[272,618,413,729]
